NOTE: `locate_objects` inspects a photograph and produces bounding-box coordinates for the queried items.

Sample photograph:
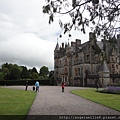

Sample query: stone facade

[54,32,120,87]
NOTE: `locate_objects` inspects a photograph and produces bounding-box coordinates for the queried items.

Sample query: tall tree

[21,66,29,79]
[0,72,4,80]
[49,70,54,85]
[28,67,39,80]
[2,67,10,80]
[2,63,9,69]
[49,70,54,79]
[30,72,39,80]
[1,63,21,80]
[31,67,38,74]
[43,0,120,38]
[10,65,21,80]
[2,63,10,80]
[39,66,49,78]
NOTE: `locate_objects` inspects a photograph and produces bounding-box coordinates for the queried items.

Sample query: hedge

[0,80,50,86]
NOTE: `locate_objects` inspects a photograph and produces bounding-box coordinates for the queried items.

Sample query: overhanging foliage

[43,0,120,38]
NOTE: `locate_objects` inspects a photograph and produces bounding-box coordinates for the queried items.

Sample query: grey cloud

[0,33,55,70]
[0,0,89,71]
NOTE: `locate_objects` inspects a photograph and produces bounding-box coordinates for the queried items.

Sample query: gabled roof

[96,41,103,50]
[81,41,90,48]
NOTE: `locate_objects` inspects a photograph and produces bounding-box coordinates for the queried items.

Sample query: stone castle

[54,32,120,87]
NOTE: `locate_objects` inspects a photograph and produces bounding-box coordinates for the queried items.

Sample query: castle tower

[89,32,97,74]
[54,38,59,59]
[54,39,60,85]
[117,34,120,64]
[98,60,110,88]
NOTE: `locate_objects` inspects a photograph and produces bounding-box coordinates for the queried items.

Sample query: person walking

[62,82,65,92]
[25,81,28,91]
[96,83,99,91]
[35,81,40,92]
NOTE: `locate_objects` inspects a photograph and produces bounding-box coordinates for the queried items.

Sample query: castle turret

[54,41,59,59]
[54,40,60,85]
[98,61,110,87]
[55,42,59,51]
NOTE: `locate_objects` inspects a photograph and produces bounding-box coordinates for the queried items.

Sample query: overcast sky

[0,0,90,71]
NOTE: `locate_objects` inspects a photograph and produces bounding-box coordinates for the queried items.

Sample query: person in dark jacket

[25,81,28,91]
[96,83,99,91]
[62,82,65,92]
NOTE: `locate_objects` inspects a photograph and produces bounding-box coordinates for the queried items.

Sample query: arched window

[60,60,61,67]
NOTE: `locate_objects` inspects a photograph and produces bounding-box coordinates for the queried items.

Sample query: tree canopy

[21,66,29,79]
[43,0,120,39]
[0,63,51,80]
[39,66,49,78]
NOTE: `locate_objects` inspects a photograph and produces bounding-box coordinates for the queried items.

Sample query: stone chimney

[76,39,81,46]
[89,32,96,41]
[71,42,75,47]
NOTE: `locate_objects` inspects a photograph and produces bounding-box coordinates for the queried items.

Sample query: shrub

[0,80,50,86]
[99,86,120,94]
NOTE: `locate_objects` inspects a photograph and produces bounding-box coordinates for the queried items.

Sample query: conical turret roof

[55,42,59,50]
[99,61,110,73]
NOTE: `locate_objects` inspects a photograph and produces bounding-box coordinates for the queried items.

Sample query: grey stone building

[54,32,120,87]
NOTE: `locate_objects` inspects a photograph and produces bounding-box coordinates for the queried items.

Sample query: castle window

[87,55,89,61]
[60,60,61,67]
[112,64,114,68]
[116,65,118,69]
[78,68,80,76]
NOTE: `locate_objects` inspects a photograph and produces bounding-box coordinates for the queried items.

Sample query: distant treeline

[0,63,54,82]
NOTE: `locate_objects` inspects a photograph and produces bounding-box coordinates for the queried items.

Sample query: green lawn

[71,88,120,112]
[0,87,36,120]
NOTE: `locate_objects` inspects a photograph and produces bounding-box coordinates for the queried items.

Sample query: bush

[0,80,50,86]
[110,83,120,87]
[99,86,120,94]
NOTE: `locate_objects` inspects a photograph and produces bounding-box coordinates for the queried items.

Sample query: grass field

[71,88,120,112]
[0,87,36,120]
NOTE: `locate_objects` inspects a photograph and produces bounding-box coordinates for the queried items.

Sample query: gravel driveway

[6,86,120,120]
[25,86,120,115]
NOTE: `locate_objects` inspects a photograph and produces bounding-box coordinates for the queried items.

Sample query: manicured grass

[0,87,36,120]
[71,88,120,112]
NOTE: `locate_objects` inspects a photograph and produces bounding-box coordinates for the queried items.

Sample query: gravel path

[25,86,120,115]
[5,86,120,119]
